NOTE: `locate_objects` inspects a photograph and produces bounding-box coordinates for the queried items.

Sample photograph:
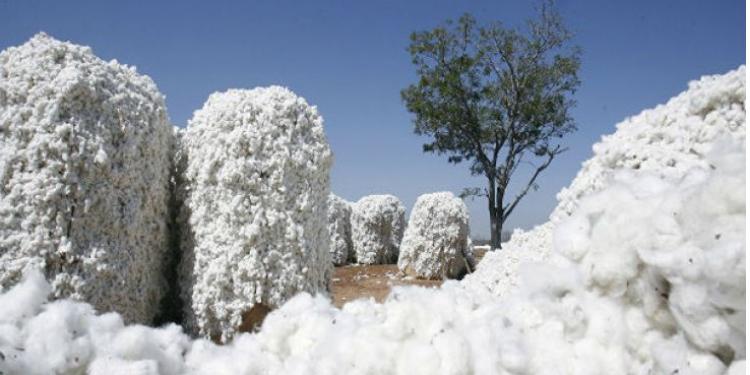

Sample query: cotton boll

[351,195,406,264]
[398,192,471,279]
[0,33,173,324]
[178,86,333,342]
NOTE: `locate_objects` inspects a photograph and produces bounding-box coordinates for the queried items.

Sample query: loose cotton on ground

[0,271,189,375]
[177,87,333,342]
[398,192,472,279]
[464,65,747,298]
[0,34,173,324]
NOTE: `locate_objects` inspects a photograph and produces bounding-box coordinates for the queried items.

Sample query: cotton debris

[0,33,173,324]
[177,87,333,342]
[398,192,472,279]
[351,194,406,264]
[328,194,354,265]
[463,65,747,298]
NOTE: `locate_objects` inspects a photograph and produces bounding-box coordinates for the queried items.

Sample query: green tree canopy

[402,3,581,248]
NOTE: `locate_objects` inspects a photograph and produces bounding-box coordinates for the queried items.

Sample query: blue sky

[1,0,744,239]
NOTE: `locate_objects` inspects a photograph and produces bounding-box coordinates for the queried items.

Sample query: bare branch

[460,187,488,200]
[502,145,566,221]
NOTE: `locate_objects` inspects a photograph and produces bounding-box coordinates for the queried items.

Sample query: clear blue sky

[1,0,744,239]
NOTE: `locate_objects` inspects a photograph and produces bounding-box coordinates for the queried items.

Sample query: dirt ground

[330,249,488,308]
[330,264,442,307]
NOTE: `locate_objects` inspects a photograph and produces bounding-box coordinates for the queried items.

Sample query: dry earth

[330,265,442,307]
[330,250,487,308]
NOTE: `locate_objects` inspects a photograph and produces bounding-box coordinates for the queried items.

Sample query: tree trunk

[488,177,502,249]
[492,184,506,249]
[490,214,500,249]
[495,206,504,250]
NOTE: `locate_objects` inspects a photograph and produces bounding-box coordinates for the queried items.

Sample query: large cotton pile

[177,87,333,342]
[351,194,406,264]
[398,192,472,279]
[328,194,354,265]
[0,138,744,374]
[463,65,747,298]
[0,33,173,324]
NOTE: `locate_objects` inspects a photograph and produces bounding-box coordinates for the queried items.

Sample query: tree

[401,2,581,249]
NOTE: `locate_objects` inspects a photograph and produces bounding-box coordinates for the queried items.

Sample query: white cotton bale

[0,33,173,324]
[327,194,353,266]
[398,192,471,279]
[177,86,333,341]
[350,195,405,264]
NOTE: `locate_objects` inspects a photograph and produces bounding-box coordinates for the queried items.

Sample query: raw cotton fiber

[351,194,406,264]
[2,147,745,374]
[463,65,746,299]
[177,86,333,342]
[0,33,173,324]
[328,194,354,266]
[398,192,472,279]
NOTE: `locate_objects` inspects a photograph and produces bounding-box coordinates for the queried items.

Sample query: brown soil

[330,264,443,308]
[239,304,271,332]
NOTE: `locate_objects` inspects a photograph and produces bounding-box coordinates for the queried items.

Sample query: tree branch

[502,145,565,221]
[460,187,488,200]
